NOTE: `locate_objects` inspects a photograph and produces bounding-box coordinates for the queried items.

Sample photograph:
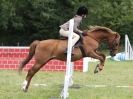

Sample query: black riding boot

[64,47,74,56]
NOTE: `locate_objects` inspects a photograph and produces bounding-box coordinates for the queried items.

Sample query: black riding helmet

[76,6,88,16]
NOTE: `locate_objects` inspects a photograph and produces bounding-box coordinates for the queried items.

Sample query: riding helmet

[76,6,88,16]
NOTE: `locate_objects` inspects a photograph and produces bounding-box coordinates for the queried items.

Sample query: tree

[0,0,133,46]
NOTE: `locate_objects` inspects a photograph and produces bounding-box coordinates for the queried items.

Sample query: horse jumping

[18,26,120,92]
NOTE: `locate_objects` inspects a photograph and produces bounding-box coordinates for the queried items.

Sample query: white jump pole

[61,19,74,99]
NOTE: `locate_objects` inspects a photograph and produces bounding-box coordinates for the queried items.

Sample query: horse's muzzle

[110,51,116,57]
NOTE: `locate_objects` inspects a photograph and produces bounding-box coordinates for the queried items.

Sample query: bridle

[108,33,118,51]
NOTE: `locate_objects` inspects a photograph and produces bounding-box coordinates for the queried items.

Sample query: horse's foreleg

[95,51,106,69]
[22,63,44,92]
[88,51,105,73]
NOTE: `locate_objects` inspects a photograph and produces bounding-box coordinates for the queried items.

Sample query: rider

[59,6,88,54]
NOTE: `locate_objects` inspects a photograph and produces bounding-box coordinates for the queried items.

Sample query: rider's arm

[74,28,83,34]
[73,16,83,34]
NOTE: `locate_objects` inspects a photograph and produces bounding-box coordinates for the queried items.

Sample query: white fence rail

[125,34,133,60]
[111,34,133,61]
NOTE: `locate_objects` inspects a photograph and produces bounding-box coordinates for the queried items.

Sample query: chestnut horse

[19,26,120,92]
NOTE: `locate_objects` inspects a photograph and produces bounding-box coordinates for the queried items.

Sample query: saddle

[60,33,86,57]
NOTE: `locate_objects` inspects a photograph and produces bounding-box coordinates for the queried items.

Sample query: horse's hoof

[22,88,28,92]
[22,80,28,92]
[94,64,99,74]
[99,68,103,71]
[22,86,28,92]
[94,70,98,74]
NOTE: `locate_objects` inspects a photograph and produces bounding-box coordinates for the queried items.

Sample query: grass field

[0,60,133,99]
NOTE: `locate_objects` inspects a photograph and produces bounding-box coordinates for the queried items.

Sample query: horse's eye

[115,43,118,46]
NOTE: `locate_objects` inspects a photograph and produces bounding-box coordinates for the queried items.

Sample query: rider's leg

[59,28,80,45]
[72,33,80,47]
[59,29,80,55]
[64,33,80,55]
[59,28,69,37]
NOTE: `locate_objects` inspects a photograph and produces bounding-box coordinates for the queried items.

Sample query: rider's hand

[82,30,88,36]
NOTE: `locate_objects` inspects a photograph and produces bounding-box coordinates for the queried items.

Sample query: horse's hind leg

[19,57,31,73]
[22,62,43,92]
[22,58,50,92]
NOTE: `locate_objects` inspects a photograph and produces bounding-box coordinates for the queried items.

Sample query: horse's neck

[87,32,111,42]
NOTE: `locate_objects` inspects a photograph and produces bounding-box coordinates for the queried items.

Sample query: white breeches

[59,28,80,47]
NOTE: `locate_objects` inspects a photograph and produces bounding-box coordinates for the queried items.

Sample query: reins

[87,34,100,43]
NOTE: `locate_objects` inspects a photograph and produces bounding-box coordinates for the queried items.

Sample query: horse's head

[87,26,121,57]
[108,33,120,56]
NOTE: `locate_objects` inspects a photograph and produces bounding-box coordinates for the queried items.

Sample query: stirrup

[64,48,74,56]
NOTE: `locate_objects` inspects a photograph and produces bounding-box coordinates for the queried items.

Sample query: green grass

[0,60,133,99]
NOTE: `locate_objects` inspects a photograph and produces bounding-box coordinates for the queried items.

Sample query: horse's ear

[116,33,120,39]
[116,33,121,42]
[87,25,93,30]
[87,26,90,29]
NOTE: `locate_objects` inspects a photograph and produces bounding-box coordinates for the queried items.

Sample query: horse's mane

[88,26,116,34]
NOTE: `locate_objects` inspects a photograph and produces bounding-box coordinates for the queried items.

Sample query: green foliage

[86,0,133,44]
[0,0,133,46]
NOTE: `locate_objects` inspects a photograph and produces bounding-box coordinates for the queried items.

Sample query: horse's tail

[18,40,40,74]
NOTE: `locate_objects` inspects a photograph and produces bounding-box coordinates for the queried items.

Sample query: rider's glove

[82,30,88,36]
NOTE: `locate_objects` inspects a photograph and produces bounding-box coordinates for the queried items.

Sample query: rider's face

[82,15,87,18]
